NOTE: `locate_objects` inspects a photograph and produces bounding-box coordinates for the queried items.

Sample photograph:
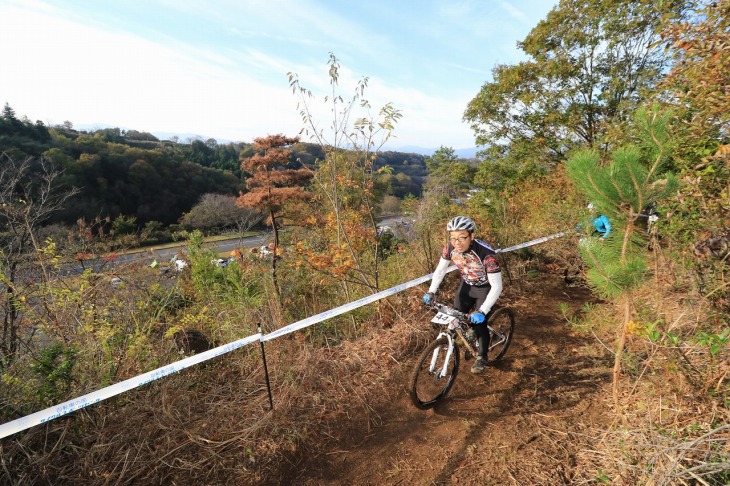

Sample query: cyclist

[423,216,503,374]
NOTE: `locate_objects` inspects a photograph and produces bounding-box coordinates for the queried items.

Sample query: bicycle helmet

[446,216,476,233]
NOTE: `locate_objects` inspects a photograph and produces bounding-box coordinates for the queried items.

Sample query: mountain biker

[423,216,503,374]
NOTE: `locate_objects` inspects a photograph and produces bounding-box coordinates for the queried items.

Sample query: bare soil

[273,275,615,485]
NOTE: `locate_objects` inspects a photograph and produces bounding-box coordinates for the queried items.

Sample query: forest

[0,106,429,231]
[0,0,728,484]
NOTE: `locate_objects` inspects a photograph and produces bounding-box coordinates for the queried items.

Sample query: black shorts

[454,280,490,314]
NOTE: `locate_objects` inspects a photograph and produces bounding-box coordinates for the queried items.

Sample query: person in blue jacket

[587,203,611,239]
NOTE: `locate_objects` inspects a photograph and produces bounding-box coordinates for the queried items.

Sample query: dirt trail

[284,276,613,485]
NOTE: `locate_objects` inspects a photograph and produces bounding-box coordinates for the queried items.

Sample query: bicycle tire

[409,337,460,409]
[486,307,515,363]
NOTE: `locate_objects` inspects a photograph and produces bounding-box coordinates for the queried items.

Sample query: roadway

[73,215,411,272]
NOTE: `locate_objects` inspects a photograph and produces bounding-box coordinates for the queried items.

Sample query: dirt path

[284,276,613,485]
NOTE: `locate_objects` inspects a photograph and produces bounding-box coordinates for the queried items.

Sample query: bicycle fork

[430,332,455,378]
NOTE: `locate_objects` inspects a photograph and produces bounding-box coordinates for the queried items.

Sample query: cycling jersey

[441,238,501,286]
[427,237,503,360]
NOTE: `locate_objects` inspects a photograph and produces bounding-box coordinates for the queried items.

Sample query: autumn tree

[237,134,312,298]
[464,0,684,176]
[288,53,402,292]
[661,0,730,140]
[657,0,730,304]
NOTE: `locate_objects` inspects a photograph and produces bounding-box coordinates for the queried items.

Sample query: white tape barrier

[0,268,457,440]
[262,267,456,342]
[0,333,262,440]
[0,230,566,440]
[495,231,567,254]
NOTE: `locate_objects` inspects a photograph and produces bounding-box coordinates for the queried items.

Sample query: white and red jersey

[441,239,501,286]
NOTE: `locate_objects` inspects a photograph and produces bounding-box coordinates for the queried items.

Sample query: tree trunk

[269,207,281,302]
[612,292,631,408]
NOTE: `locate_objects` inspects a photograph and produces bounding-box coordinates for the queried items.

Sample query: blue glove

[423,292,434,305]
[470,312,485,324]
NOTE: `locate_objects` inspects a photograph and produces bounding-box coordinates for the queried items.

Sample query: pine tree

[566,105,678,406]
[2,102,17,121]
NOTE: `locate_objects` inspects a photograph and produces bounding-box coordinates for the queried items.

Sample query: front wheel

[486,307,515,363]
[409,337,460,409]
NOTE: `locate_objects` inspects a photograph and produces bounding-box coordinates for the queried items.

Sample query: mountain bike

[409,302,515,409]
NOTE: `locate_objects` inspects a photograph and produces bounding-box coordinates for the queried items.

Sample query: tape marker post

[0,333,262,440]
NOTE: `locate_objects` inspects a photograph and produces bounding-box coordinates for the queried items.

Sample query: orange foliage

[236,135,313,213]
[661,1,730,134]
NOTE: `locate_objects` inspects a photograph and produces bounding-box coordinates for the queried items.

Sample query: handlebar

[426,301,467,320]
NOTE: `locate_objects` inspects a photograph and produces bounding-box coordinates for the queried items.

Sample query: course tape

[0,333,262,440]
[0,230,568,440]
[261,267,456,342]
[495,231,567,253]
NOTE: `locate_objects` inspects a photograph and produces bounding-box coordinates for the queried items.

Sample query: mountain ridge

[74,124,480,159]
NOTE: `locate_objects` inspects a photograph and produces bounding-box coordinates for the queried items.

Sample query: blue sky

[0,0,558,150]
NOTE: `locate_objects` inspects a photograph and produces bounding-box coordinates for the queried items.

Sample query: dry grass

[564,252,730,485]
[2,247,727,484]
[0,293,434,485]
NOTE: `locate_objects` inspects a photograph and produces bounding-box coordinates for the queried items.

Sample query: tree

[464,0,683,172]
[237,134,313,298]
[660,0,730,139]
[2,103,18,124]
[288,53,402,292]
[424,146,476,195]
[565,105,678,406]
[655,0,730,305]
[182,193,261,233]
[0,154,78,368]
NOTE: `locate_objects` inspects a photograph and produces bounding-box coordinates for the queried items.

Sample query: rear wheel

[409,337,459,409]
[486,307,515,363]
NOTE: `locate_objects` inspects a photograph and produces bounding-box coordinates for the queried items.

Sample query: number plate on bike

[431,312,457,326]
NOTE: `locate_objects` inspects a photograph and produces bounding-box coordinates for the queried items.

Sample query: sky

[0,0,558,151]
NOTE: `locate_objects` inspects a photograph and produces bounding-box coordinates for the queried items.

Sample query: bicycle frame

[430,303,478,361]
[411,301,515,409]
[430,302,509,357]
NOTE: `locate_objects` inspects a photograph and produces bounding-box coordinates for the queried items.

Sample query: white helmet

[446,216,476,232]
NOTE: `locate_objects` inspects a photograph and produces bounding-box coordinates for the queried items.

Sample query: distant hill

[389,145,481,159]
[76,124,480,159]
[74,124,235,145]
[152,131,235,145]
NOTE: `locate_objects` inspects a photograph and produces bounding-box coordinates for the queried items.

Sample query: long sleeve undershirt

[479,272,503,314]
[427,257,451,294]
[428,257,504,314]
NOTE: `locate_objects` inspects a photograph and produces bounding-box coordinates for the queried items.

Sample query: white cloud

[1,0,556,148]
[0,5,303,141]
